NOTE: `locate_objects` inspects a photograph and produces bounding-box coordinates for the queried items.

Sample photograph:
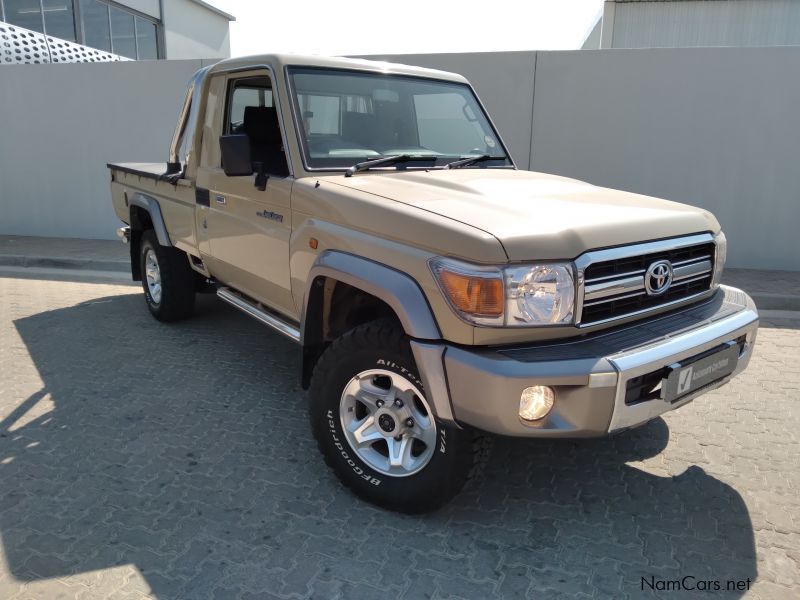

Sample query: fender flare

[301,250,441,342]
[128,192,172,246]
[301,251,457,423]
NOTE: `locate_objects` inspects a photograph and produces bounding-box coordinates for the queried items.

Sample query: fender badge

[256,210,284,223]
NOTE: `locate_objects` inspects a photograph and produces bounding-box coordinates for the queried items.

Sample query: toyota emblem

[645,260,673,296]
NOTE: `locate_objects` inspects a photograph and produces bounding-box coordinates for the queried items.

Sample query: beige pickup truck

[109,54,758,513]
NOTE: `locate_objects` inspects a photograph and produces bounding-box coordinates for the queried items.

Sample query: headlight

[506,264,575,325]
[430,258,575,327]
[711,230,727,288]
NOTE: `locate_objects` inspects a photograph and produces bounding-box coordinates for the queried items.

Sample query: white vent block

[1,20,131,65]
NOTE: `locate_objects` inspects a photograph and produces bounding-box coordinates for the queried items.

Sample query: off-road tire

[139,230,195,322]
[309,319,490,513]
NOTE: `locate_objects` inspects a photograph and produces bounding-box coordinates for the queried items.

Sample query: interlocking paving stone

[0,273,798,599]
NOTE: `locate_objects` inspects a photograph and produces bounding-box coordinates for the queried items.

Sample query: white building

[0,0,234,61]
[584,0,800,49]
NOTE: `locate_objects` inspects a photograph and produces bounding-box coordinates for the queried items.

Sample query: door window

[223,76,288,177]
[225,77,274,133]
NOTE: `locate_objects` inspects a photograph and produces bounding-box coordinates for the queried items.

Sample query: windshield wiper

[344,154,435,177]
[444,154,507,170]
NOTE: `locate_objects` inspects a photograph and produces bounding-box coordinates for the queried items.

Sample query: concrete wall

[162,0,230,59]
[1,48,798,270]
[531,47,800,271]
[0,60,205,239]
[120,0,161,20]
[369,47,800,271]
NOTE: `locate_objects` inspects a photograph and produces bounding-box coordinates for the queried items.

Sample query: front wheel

[309,319,489,513]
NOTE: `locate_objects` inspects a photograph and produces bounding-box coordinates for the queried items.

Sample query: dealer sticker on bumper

[662,341,740,403]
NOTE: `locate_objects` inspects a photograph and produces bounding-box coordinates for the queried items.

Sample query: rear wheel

[310,319,490,513]
[139,230,195,321]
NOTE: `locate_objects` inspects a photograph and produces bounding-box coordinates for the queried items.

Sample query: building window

[4,0,45,33]
[43,0,76,41]
[134,15,156,59]
[1,0,161,59]
[79,0,110,52]
[109,4,134,58]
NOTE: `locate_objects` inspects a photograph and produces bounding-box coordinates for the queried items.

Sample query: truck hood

[328,169,719,261]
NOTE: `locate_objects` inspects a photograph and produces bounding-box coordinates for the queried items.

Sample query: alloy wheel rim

[144,249,162,304]
[339,368,436,477]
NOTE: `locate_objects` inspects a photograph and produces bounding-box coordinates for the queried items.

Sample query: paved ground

[0,271,799,600]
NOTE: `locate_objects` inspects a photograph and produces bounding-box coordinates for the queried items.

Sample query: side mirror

[220,134,253,176]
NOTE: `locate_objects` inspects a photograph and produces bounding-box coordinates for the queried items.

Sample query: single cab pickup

[109,54,758,513]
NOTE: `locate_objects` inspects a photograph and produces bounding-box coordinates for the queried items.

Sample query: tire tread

[140,230,195,322]
[309,318,490,513]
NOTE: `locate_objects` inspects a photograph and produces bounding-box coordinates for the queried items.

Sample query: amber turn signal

[438,270,503,317]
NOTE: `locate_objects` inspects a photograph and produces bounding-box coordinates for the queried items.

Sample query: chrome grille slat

[670,273,712,287]
[584,289,647,307]
[672,259,712,281]
[585,275,645,301]
[575,234,716,327]
[670,254,712,268]
[584,269,647,285]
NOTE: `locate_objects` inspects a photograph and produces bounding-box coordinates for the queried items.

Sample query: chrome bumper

[116,226,131,244]
[412,286,759,437]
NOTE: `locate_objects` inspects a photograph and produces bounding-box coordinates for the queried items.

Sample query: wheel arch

[300,251,441,389]
[128,193,171,280]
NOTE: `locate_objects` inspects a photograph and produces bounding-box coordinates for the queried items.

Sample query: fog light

[519,386,555,421]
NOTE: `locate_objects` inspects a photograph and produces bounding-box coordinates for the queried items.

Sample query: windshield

[287,67,511,170]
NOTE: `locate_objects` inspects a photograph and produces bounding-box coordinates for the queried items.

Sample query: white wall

[530,47,800,271]
[370,47,800,271]
[119,0,160,20]
[0,48,798,270]
[162,0,230,59]
[0,60,204,239]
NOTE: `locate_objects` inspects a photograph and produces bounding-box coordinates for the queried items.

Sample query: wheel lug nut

[394,435,402,441]
[394,399,403,408]
[376,399,384,408]
[405,418,414,428]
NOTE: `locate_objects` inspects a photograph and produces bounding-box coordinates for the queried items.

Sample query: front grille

[579,236,716,326]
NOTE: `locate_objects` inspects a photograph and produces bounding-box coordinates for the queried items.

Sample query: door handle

[215,194,227,205]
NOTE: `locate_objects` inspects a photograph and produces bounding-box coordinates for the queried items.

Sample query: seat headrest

[243,106,281,145]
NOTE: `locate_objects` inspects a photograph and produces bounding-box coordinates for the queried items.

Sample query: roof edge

[209,53,469,83]
[188,0,235,21]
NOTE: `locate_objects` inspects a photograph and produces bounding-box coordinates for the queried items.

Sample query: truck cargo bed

[107,162,172,181]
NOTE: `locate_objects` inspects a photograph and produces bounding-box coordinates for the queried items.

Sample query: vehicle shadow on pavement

[758,316,800,331]
[1,292,756,599]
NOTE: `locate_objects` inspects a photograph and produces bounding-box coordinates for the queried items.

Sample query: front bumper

[411,286,758,437]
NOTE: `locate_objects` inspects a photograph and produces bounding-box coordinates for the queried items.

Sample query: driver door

[195,70,296,319]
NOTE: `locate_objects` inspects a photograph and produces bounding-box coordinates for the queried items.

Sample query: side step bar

[217,286,301,343]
